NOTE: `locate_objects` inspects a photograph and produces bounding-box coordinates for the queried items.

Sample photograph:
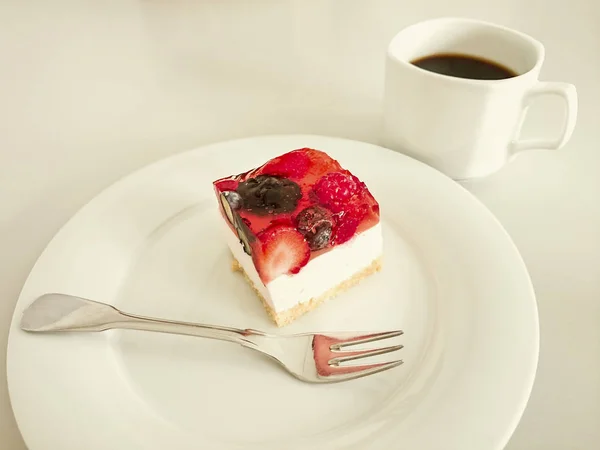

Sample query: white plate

[7,135,538,450]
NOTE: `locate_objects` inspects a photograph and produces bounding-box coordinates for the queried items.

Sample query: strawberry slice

[259,150,311,179]
[303,148,342,175]
[253,224,310,283]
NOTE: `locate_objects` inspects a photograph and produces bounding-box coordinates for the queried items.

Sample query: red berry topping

[215,178,239,192]
[254,224,310,283]
[259,150,311,179]
[214,148,380,270]
[333,203,369,245]
[294,205,334,250]
[313,172,359,212]
[302,148,342,174]
[333,217,359,245]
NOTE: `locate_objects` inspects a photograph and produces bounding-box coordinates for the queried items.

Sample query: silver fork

[20,293,404,383]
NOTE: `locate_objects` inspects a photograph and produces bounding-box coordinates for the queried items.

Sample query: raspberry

[333,215,359,245]
[332,203,369,245]
[313,172,359,212]
[259,150,311,178]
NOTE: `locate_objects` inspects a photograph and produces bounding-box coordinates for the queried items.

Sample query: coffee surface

[411,53,518,80]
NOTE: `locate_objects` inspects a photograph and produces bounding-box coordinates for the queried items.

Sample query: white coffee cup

[382,17,578,180]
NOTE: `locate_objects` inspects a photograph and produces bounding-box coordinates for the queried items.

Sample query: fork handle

[108,311,263,350]
[21,293,266,351]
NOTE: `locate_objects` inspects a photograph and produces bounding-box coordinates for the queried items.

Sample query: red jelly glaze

[213,148,380,283]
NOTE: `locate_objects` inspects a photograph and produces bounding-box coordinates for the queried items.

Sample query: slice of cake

[213,148,382,326]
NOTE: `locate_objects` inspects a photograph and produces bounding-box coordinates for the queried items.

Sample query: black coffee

[411,53,517,80]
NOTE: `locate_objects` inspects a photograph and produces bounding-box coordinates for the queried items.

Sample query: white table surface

[1,1,599,449]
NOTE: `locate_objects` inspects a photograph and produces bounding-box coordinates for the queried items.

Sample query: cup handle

[511,81,578,154]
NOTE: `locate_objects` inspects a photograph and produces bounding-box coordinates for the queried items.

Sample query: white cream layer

[223,220,383,313]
